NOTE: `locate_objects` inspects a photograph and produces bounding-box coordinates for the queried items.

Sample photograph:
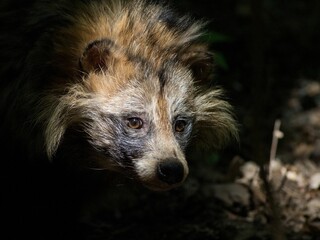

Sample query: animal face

[88,61,195,190]
[50,46,197,190]
[29,1,239,191]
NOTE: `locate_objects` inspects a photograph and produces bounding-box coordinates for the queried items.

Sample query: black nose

[157,159,184,185]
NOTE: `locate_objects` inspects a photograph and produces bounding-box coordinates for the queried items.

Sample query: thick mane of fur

[0,0,238,164]
[50,0,206,80]
[0,1,239,235]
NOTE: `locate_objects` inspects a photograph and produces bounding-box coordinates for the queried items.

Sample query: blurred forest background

[172,0,320,239]
[173,0,320,160]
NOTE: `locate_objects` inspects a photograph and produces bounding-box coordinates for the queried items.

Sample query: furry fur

[0,0,238,191]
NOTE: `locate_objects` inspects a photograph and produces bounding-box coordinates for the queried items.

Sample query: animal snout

[157,158,185,185]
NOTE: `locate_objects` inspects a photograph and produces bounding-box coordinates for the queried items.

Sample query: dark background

[173,0,320,164]
[2,0,319,239]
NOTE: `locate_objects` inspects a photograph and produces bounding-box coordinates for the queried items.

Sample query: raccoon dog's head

[45,1,238,191]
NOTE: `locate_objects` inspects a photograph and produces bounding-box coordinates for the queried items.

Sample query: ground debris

[208,80,320,238]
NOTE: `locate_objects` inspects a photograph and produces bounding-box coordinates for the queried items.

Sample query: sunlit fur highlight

[0,0,238,190]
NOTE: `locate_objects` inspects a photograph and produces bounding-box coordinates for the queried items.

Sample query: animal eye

[127,117,143,129]
[175,120,187,132]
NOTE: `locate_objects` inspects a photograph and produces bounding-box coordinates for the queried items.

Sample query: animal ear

[181,46,214,84]
[190,51,214,83]
[79,39,114,73]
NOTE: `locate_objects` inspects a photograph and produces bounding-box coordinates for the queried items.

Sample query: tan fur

[0,0,238,191]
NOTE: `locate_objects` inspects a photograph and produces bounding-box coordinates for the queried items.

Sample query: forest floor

[78,80,320,240]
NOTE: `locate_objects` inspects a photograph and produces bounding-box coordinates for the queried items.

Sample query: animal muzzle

[157,158,185,185]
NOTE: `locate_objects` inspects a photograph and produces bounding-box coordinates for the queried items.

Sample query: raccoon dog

[0,0,238,191]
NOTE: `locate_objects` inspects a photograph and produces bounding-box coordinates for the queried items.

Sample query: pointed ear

[180,45,214,83]
[79,39,114,73]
